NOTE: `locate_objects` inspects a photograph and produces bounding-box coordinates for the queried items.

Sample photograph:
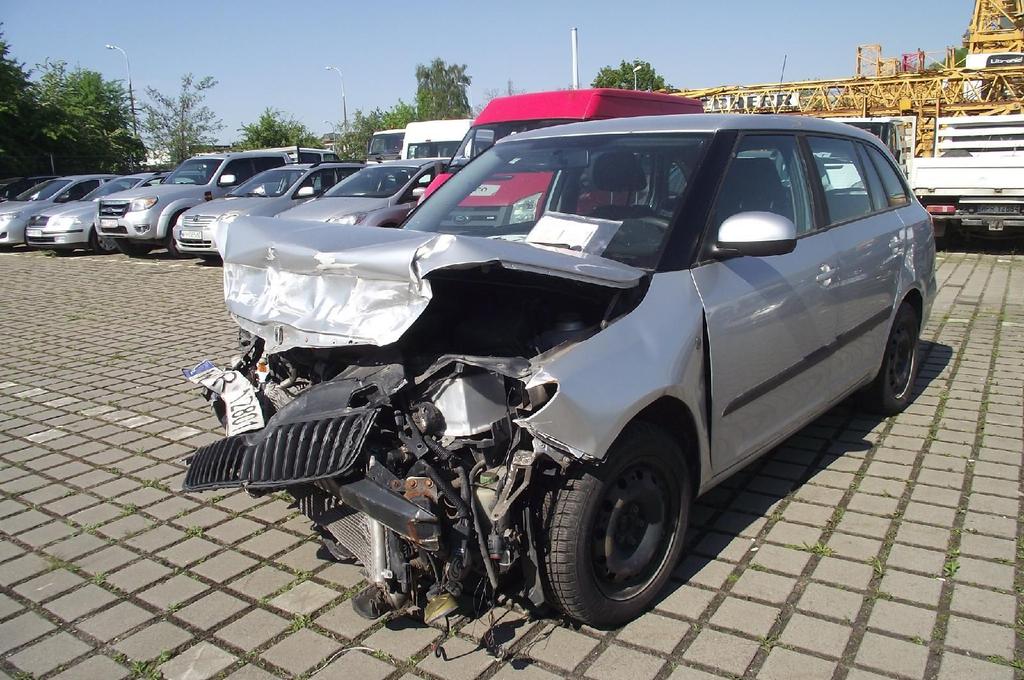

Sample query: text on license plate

[180,229,204,240]
[100,218,118,227]
[26,228,42,237]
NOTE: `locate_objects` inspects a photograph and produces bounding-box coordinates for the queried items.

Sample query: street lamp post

[105,44,138,137]
[632,64,643,90]
[324,66,347,133]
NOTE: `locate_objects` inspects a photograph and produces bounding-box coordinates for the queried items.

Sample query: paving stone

[44,583,118,621]
[878,570,943,606]
[106,559,171,592]
[760,648,836,680]
[617,611,689,653]
[224,666,281,680]
[8,631,92,676]
[867,600,936,639]
[261,629,341,676]
[0,610,55,654]
[215,608,289,651]
[665,667,729,680]
[315,598,382,638]
[813,557,875,591]
[682,628,759,676]
[751,544,811,575]
[730,569,797,605]
[229,565,293,599]
[655,583,717,618]
[269,580,337,615]
[586,644,664,680]
[854,631,929,679]
[955,556,1015,590]
[526,625,600,671]
[175,591,248,630]
[780,612,852,658]
[159,642,238,680]
[190,551,258,582]
[138,573,207,609]
[886,544,945,575]
[418,635,496,680]
[364,618,440,660]
[77,600,154,641]
[238,529,301,558]
[950,583,1017,622]
[797,583,865,623]
[206,517,263,545]
[936,652,1015,680]
[709,597,780,637]
[52,655,129,680]
[14,568,84,602]
[944,616,1015,659]
[315,651,393,680]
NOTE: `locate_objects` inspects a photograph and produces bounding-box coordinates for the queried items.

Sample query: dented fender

[520,270,711,488]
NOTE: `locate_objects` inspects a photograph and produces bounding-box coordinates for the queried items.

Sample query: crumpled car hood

[219,216,645,351]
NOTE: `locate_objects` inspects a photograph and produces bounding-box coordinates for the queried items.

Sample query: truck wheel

[541,422,691,628]
[114,240,155,257]
[860,302,920,415]
[88,227,118,254]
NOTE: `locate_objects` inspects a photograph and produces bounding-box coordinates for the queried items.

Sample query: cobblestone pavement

[0,248,1021,680]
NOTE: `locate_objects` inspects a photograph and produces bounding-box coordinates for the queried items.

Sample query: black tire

[541,422,691,628]
[88,227,118,255]
[163,216,186,258]
[114,240,155,257]
[861,302,921,415]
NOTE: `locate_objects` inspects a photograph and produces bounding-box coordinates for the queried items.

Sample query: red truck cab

[420,88,703,201]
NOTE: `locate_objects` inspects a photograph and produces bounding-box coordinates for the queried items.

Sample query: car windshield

[14,179,71,201]
[407,141,462,159]
[230,168,305,197]
[325,165,417,198]
[368,133,404,156]
[404,132,710,269]
[86,177,140,199]
[164,159,221,185]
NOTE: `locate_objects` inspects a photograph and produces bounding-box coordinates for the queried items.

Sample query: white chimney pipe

[571,28,580,89]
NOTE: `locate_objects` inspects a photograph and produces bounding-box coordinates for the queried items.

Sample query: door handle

[816,263,834,285]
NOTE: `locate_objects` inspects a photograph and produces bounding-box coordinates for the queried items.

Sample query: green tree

[237,107,320,149]
[591,60,673,91]
[0,27,47,175]
[141,74,223,164]
[34,60,144,173]
[415,58,471,120]
[334,100,418,160]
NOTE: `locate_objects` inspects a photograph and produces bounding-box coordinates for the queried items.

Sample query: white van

[401,119,472,160]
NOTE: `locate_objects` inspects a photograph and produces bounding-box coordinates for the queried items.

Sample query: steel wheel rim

[887,322,914,400]
[591,460,677,601]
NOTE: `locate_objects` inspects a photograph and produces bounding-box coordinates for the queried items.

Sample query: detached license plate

[25,228,42,238]
[182,360,265,436]
[100,218,118,228]
[180,229,203,240]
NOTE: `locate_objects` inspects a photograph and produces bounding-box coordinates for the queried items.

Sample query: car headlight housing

[0,212,16,223]
[129,197,158,212]
[50,215,79,230]
[509,192,542,224]
[328,212,367,225]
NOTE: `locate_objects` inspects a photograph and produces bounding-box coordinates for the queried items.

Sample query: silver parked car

[25,173,162,254]
[179,115,935,628]
[0,175,116,246]
[96,150,290,257]
[173,162,363,257]
[275,158,444,227]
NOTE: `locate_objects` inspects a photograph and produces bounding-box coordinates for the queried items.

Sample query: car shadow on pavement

[669,338,953,590]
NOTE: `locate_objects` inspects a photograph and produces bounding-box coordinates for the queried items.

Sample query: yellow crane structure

[677,0,1024,158]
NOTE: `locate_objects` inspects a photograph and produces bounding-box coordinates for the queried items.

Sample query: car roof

[504,113,884,146]
[369,158,444,168]
[53,174,119,181]
[189,150,291,160]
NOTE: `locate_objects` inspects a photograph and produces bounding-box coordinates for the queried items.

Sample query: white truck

[400,119,472,160]
[833,114,1024,241]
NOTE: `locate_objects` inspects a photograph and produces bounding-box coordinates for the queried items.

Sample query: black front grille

[98,224,128,235]
[183,410,378,492]
[27,235,56,244]
[99,201,129,217]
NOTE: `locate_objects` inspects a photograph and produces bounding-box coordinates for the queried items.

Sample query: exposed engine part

[427,372,508,437]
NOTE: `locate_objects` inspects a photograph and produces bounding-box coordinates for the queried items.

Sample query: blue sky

[3,0,967,143]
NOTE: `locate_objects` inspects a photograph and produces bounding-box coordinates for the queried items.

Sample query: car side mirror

[411,186,425,199]
[295,186,315,198]
[54,192,71,203]
[218,174,237,187]
[716,211,797,258]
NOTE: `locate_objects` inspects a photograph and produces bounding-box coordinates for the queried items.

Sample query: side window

[807,137,874,224]
[63,180,101,201]
[864,145,911,208]
[402,168,436,202]
[711,134,814,234]
[856,144,889,212]
[220,159,254,186]
[253,156,286,173]
[298,152,318,163]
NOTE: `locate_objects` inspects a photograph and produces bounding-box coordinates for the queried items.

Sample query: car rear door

[691,133,841,473]
[805,136,903,394]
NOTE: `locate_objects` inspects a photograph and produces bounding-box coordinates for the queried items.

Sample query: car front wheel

[541,422,691,628]
[88,227,118,254]
[862,302,921,415]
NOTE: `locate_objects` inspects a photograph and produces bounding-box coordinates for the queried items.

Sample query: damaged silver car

[182,114,936,628]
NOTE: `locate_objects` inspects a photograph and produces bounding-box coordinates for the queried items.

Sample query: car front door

[806,136,903,394]
[691,133,841,474]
